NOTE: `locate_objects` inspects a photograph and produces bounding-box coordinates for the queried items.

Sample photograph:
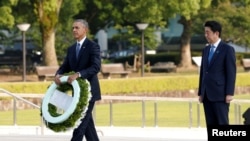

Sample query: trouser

[203,94,229,126]
[71,102,99,141]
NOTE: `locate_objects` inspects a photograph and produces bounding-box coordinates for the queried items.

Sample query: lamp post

[136,23,148,77]
[17,23,30,82]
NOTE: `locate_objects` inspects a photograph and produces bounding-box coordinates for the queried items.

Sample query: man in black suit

[198,20,236,126]
[55,19,101,141]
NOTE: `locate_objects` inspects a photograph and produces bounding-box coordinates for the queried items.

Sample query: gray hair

[74,19,89,29]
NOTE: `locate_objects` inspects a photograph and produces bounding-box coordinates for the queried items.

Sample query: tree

[9,0,250,69]
[0,0,16,29]
[73,0,168,55]
[10,0,113,65]
[20,0,82,66]
[121,0,167,50]
[193,0,250,48]
[160,0,212,68]
[53,0,84,63]
[33,0,63,66]
[7,0,83,66]
[0,0,17,41]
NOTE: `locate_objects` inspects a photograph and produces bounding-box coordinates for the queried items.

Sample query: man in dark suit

[198,20,236,127]
[54,19,101,141]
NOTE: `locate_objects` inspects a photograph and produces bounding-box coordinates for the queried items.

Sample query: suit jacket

[56,38,101,102]
[198,41,236,102]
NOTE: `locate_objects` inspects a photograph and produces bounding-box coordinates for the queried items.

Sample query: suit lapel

[203,45,210,68]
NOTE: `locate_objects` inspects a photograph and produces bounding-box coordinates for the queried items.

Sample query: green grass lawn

[1,94,249,127]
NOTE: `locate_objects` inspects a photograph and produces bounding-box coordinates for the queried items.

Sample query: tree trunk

[43,30,58,66]
[178,16,193,68]
[36,0,62,66]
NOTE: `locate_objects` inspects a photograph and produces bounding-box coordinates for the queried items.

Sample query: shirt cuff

[77,72,81,77]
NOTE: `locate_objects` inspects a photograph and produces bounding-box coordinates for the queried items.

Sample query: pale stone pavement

[0,126,207,141]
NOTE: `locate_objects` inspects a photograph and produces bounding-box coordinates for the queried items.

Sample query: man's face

[72,22,87,41]
[204,27,219,44]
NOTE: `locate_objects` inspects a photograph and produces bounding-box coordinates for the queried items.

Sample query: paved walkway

[0,126,207,141]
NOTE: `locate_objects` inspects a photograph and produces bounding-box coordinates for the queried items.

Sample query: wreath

[40,72,91,132]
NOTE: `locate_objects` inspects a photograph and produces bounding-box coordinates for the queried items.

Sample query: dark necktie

[208,45,215,64]
[76,43,81,59]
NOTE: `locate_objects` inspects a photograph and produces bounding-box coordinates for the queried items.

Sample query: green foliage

[74,0,117,34]
[0,0,17,28]
[157,0,212,67]
[0,73,250,95]
[12,0,36,24]
[193,0,250,47]
[55,0,82,59]
[123,0,165,25]
[159,0,211,20]
[111,0,167,51]
[1,0,250,67]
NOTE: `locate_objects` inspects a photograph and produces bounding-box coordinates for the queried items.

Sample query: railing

[1,88,250,135]
[0,88,45,135]
[94,96,250,128]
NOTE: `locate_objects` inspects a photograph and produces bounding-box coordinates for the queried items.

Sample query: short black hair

[204,20,222,37]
